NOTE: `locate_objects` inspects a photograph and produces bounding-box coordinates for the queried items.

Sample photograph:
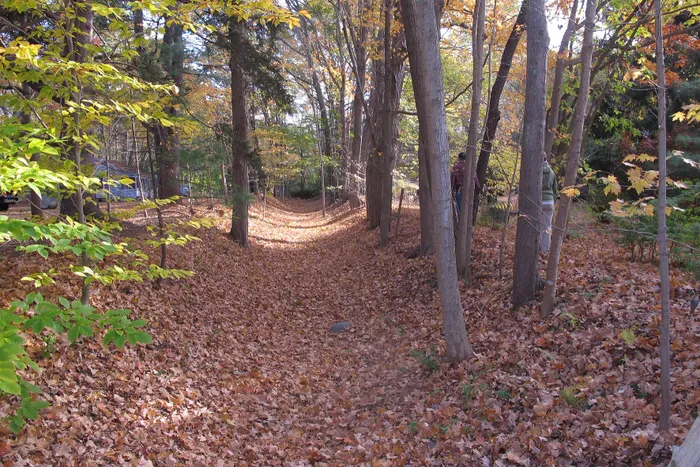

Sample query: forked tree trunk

[229,18,250,247]
[455,0,485,279]
[541,0,595,318]
[402,0,473,362]
[544,0,579,158]
[654,0,671,432]
[512,0,548,308]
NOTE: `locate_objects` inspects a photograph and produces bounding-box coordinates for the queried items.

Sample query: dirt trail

[3,199,698,465]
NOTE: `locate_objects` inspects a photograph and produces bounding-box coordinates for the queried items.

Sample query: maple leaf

[603,175,622,196]
[561,187,580,198]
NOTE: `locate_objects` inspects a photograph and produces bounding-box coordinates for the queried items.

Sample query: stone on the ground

[330,321,352,334]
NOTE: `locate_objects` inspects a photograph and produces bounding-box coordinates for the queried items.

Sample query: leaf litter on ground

[0,198,698,465]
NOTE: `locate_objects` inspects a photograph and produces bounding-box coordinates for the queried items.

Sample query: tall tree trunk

[154,19,184,199]
[541,0,595,317]
[221,162,228,198]
[320,151,326,216]
[402,0,474,362]
[654,0,671,431]
[349,2,367,196]
[416,128,434,256]
[60,1,102,221]
[512,0,549,308]
[544,0,579,159]
[379,0,395,247]
[366,57,385,229]
[146,130,167,282]
[19,95,43,216]
[455,0,485,279]
[334,8,349,195]
[229,18,250,247]
[64,0,93,304]
[300,18,332,161]
[474,1,525,200]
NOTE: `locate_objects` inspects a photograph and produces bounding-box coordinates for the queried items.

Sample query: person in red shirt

[450,152,480,219]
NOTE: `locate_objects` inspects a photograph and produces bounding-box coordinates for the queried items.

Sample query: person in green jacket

[540,158,559,254]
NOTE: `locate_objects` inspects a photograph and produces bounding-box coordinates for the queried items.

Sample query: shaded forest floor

[1,198,699,465]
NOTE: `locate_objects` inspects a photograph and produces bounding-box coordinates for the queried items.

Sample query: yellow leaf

[672,111,686,122]
[603,175,621,196]
[561,187,580,198]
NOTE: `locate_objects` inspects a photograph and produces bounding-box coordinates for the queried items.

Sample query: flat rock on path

[330,321,352,333]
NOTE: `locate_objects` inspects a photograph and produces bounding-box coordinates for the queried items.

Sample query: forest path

[6,198,698,465]
[9,199,448,464]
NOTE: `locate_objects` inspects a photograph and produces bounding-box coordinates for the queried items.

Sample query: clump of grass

[410,349,440,374]
[560,386,585,409]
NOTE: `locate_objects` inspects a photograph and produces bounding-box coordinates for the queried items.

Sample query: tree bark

[669,416,700,466]
[348,1,367,196]
[299,17,332,161]
[416,127,435,256]
[60,1,102,221]
[544,0,579,159]
[153,18,183,199]
[402,0,474,362]
[474,1,526,208]
[379,0,395,247]
[541,0,595,318]
[366,57,385,229]
[456,0,485,279]
[229,18,250,247]
[19,95,43,216]
[512,0,549,308]
[654,0,671,431]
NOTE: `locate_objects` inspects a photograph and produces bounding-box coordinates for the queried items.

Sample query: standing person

[450,152,482,220]
[540,156,559,254]
[450,152,467,217]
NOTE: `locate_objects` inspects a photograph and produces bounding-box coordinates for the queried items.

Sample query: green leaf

[22,406,39,420]
[113,333,127,349]
[33,400,51,409]
[22,381,41,393]
[0,368,17,383]
[9,416,24,433]
[132,331,152,344]
[67,325,80,344]
[0,379,22,395]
